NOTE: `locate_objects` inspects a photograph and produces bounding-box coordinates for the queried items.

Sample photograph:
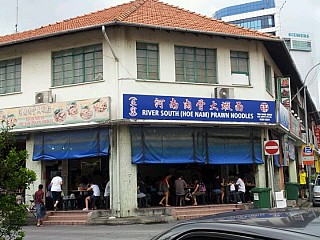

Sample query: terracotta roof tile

[0,0,278,46]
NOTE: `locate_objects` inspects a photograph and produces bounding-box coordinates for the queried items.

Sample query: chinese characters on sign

[124,94,276,123]
[314,125,320,148]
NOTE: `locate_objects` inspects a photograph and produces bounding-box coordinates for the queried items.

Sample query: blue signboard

[123,94,276,124]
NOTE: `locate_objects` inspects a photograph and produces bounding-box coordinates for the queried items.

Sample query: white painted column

[25,133,43,203]
[256,129,267,188]
[110,125,137,217]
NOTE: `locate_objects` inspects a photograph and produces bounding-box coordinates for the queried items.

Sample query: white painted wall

[0,27,279,117]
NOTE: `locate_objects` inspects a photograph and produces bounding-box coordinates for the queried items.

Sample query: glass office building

[213,0,320,109]
[214,0,275,19]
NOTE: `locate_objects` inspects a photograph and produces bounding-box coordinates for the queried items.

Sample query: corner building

[0,0,318,217]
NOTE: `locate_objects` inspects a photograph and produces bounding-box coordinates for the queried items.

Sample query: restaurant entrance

[137,163,257,207]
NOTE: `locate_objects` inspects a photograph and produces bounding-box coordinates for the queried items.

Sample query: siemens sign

[123,94,276,124]
[288,33,309,38]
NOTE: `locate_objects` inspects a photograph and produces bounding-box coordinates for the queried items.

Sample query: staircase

[42,204,248,225]
[170,204,245,220]
[44,210,88,225]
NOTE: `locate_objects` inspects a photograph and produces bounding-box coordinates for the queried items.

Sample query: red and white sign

[264,140,280,155]
[314,125,320,148]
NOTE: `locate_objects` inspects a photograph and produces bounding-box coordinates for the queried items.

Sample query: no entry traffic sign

[264,140,279,155]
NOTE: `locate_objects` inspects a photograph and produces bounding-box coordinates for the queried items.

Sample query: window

[0,58,21,94]
[175,46,217,84]
[230,15,275,30]
[136,42,159,80]
[230,51,249,75]
[264,62,272,93]
[52,44,103,87]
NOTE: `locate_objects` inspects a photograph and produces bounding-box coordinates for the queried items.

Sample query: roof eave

[117,21,282,42]
[0,21,282,48]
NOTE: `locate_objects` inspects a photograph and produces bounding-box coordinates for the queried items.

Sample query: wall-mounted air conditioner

[213,87,234,99]
[35,90,54,104]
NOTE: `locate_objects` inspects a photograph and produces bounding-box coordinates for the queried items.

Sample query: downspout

[102,26,121,217]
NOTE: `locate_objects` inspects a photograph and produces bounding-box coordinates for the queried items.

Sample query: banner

[314,125,320,148]
[123,94,276,124]
[277,77,291,108]
[0,97,110,130]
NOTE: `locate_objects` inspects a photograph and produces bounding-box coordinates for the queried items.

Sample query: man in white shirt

[83,182,100,211]
[236,176,246,204]
[50,172,63,211]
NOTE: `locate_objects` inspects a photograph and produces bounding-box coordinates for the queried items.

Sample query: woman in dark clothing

[34,184,46,227]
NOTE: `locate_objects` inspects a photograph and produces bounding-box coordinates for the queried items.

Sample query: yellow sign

[0,97,110,130]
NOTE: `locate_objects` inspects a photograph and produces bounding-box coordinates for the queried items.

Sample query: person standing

[236,175,246,203]
[34,184,45,227]
[211,175,222,204]
[299,168,307,199]
[50,172,63,211]
[159,174,171,207]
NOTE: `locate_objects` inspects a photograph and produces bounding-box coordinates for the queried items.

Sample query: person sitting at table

[138,176,151,206]
[174,174,187,206]
[191,179,205,206]
[77,176,88,209]
[227,178,237,203]
[83,181,100,211]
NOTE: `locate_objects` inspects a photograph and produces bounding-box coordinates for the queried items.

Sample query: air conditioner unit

[35,91,54,104]
[214,87,234,99]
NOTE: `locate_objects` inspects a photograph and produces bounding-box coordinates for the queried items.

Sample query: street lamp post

[298,62,320,202]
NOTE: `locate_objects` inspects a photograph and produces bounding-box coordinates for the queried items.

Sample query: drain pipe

[102,26,121,217]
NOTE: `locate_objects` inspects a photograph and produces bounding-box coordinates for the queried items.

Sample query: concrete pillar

[110,125,137,217]
[256,129,267,188]
[25,133,43,203]
[289,147,299,182]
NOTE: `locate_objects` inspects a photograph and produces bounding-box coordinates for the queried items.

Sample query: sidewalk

[297,197,313,208]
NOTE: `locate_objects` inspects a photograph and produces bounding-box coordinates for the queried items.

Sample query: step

[44,210,89,225]
[44,220,87,225]
[175,209,242,220]
[172,207,239,216]
[46,215,88,221]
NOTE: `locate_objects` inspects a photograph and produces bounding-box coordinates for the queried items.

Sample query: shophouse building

[0,0,319,217]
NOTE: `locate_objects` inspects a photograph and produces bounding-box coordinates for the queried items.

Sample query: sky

[0,0,254,36]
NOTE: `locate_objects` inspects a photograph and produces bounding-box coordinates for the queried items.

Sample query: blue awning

[33,127,109,161]
[131,127,205,164]
[207,128,263,164]
[131,126,263,165]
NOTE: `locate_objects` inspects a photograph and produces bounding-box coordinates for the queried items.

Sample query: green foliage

[0,125,36,240]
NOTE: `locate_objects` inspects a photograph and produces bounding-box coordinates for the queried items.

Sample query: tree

[0,122,36,240]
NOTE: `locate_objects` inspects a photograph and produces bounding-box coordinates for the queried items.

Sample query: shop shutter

[33,127,109,160]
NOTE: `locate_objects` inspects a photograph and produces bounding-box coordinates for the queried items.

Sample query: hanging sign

[277,77,291,108]
[302,144,314,165]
